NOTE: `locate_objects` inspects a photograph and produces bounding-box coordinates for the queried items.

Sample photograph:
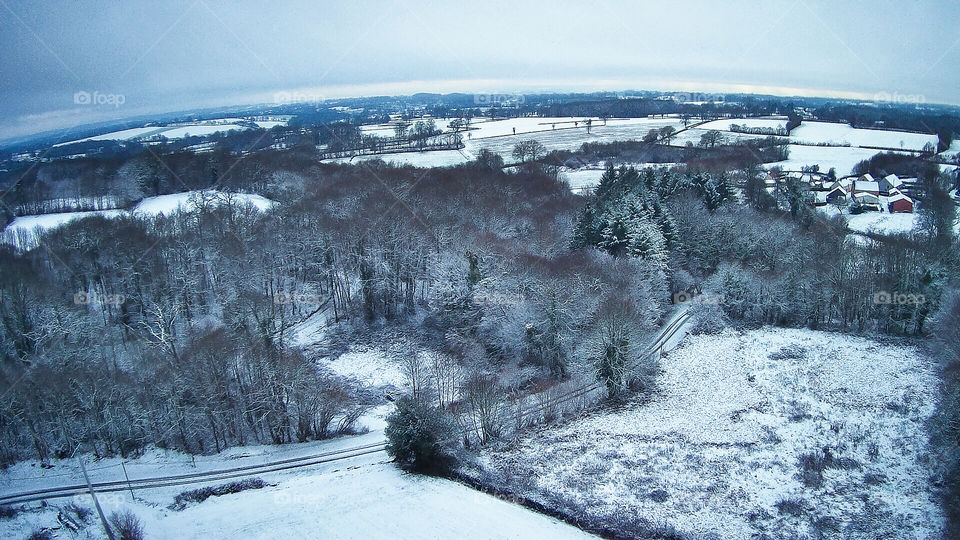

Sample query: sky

[1,0,958,141]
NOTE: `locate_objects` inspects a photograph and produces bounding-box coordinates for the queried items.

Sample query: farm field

[766,144,916,175]
[477,327,943,539]
[3,191,274,248]
[52,117,292,147]
[0,431,594,540]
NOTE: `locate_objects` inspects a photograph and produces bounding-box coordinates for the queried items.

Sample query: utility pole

[121,461,138,501]
[78,456,115,540]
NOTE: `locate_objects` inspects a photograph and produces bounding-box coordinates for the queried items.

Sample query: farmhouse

[851,174,880,196]
[825,182,848,204]
[852,192,882,212]
[879,174,903,195]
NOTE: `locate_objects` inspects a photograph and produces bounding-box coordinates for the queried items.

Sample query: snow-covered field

[53,118,276,147]
[697,118,937,152]
[478,327,943,539]
[52,127,168,147]
[343,115,938,175]
[790,122,937,152]
[3,191,274,248]
[323,346,407,389]
[697,117,790,132]
[337,116,687,167]
[153,124,249,140]
[845,212,919,235]
[0,432,595,540]
[766,145,912,176]
[131,191,274,216]
[328,149,474,168]
[465,118,684,161]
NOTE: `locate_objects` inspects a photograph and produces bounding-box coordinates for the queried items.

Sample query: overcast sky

[1,0,957,141]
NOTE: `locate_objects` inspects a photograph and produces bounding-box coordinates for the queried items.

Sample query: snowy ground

[766,145,914,176]
[154,124,249,140]
[697,117,790,132]
[3,191,274,248]
[845,212,919,235]
[327,149,474,168]
[1,431,595,540]
[478,327,944,539]
[789,122,937,152]
[334,116,687,167]
[53,118,280,147]
[696,118,936,152]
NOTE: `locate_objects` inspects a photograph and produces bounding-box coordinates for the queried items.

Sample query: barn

[888,192,914,213]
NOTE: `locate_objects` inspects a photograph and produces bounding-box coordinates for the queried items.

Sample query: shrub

[0,505,18,520]
[109,510,144,540]
[775,496,808,517]
[27,530,53,540]
[170,478,267,510]
[385,396,457,474]
[64,502,91,522]
[690,303,726,335]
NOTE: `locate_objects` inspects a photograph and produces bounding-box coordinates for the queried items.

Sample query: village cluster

[783,171,918,214]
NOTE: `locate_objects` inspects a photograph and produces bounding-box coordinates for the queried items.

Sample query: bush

[63,502,91,522]
[0,505,18,520]
[109,510,144,540]
[385,396,457,474]
[690,302,726,335]
[27,530,53,540]
[170,478,267,510]
[775,496,808,517]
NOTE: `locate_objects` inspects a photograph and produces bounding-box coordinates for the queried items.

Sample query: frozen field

[155,124,249,140]
[765,145,914,175]
[790,122,937,152]
[0,433,595,540]
[327,149,474,168]
[697,118,936,152]
[53,127,168,147]
[479,327,943,539]
[344,116,687,167]
[697,116,790,132]
[53,118,276,147]
[845,212,919,235]
[3,191,274,248]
